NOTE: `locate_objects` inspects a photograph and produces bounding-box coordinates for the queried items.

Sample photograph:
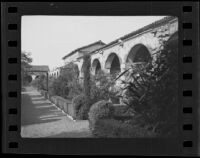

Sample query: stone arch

[92,59,101,75]
[73,63,80,78]
[105,53,121,75]
[125,44,151,68]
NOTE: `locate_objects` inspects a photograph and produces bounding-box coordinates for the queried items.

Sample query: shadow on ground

[21,93,65,126]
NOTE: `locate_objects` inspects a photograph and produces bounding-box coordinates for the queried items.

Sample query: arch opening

[126,44,151,68]
[92,59,101,75]
[105,53,121,75]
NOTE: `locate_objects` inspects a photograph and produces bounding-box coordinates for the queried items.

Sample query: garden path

[21,86,93,138]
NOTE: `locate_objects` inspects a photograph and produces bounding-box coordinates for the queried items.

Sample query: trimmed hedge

[88,100,114,132]
[72,94,85,115]
[88,100,156,138]
[93,119,157,138]
[72,94,89,120]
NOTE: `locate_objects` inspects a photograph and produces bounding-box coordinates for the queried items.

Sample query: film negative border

[2,3,21,152]
[181,2,198,156]
[1,2,199,156]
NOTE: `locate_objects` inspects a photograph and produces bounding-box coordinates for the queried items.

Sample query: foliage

[48,77,62,96]
[93,118,157,138]
[90,70,119,104]
[118,31,178,136]
[72,54,93,120]
[37,74,48,90]
[82,54,91,109]
[88,100,155,138]
[48,63,83,99]
[21,51,33,86]
[72,94,87,120]
[88,100,114,132]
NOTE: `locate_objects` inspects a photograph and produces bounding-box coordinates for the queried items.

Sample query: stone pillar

[120,63,126,72]
[118,62,127,105]
[104,68,110,74]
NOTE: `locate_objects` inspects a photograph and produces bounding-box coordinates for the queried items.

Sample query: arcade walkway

[21,86,92,138]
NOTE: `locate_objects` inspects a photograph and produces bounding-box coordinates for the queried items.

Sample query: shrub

[76,105,89,120]
[72,94,86,119]
[113,105,134,117]
[94,119,157,138]
[90,70,119,104]
[47,63,83,100]
[88,100,114,132]
[117,31,178,136]
[88,101,156,138]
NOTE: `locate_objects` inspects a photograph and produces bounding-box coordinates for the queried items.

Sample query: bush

[88,100,156,138]
[72,94,86,119]
[94,119,157,138]
[88,100,114,132]
[90,70,119,104]
[117,31,178,137]
[48,63,83,100]
[113,105,134,117]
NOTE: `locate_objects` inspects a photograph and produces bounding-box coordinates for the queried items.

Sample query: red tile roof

[89,16,177,55]
[62,40,105,60]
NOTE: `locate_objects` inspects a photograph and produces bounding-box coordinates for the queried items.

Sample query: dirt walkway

[21,86,93,138]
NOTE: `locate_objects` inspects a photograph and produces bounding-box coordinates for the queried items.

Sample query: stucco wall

[90,19,178,74]
[63,18,178,77]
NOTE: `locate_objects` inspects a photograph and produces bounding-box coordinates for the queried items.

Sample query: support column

[104,68,110,74]
[119,62,126,105]
[120,63,126,72]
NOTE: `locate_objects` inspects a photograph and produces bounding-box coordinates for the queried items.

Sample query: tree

[48,63,82,99]
[82,54,92,117]
[90,70,118,104]
[21,51,33,86]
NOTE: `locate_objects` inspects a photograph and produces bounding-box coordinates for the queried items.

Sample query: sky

[21,16,166,70]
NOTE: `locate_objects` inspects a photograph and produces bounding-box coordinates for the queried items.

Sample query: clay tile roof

[62,40,106,60]
[90,16,177,54]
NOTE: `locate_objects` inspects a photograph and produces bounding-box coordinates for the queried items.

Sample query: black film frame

[1,1,199,156]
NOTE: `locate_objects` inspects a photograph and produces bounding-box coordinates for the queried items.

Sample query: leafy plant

[90,70,118,104]
[48,63,83,99]
[118,31,178,136]
[88,100,114,132]
[21,51,33,86]
[82,54,91,109]
[72,94,87,119]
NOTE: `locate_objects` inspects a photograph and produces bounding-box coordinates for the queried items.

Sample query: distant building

[26,65,49,80]
[49,66,62,78]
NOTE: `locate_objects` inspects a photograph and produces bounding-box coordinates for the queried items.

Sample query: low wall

[39,90,75,118]
[40,90,49,99]
[50,96,75,118]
